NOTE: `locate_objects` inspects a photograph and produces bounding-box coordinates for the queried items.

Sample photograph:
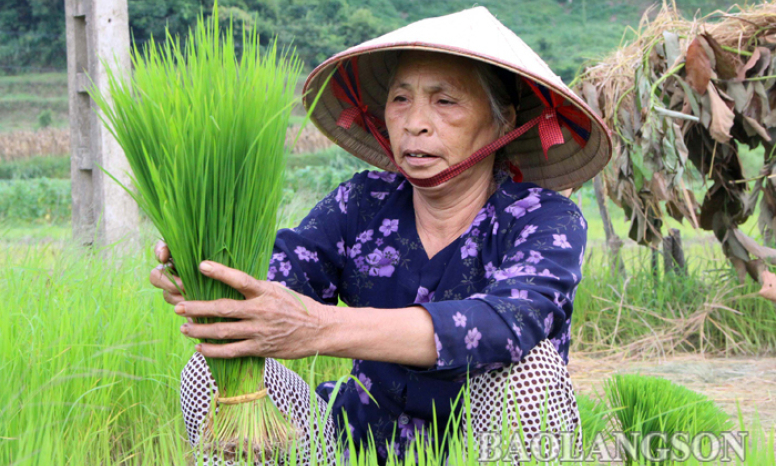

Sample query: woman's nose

[404,102,432,136]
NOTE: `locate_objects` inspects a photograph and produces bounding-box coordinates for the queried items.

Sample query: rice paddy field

[2,143,776,464]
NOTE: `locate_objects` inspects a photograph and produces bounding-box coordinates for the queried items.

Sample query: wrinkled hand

[149,241,327,359]
[174,260,327,360]
[759,270,776,302]
[149,240,185,306]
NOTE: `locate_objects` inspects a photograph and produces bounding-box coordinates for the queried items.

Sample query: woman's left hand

[174,260,328,360]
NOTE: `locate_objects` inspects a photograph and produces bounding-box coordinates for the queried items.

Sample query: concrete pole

[65,0,138,248]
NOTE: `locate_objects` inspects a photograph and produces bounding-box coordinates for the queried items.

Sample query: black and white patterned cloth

[180,340,580,465]
[180,354,337,465]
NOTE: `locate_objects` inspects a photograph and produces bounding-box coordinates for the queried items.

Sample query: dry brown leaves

[686,36,712,94]
[285,125,333,154]
[707,82,735,143]
[575,1,776,281]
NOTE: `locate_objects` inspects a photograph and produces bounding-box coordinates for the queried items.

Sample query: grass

[0,73,68,132]
[604,374,732,465]
[574,242,776,357]
[0,178,71,223]
[88,7,308,458]
[0,72,68,85]
[1,236,774,465]
[0,154,69,179]
[0,222,70,243]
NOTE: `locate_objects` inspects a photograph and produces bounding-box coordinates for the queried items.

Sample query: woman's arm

[173,259,438,366]
[320,304,438,368]
[150,171,441,363]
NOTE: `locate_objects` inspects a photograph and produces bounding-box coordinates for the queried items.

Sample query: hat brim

[303,19,612,191]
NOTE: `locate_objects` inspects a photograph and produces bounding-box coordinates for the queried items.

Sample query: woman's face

[384,52,501,182]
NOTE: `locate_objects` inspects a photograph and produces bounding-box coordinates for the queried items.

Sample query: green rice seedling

[604,374,732,465]
[89,4,303,462]
[576,392,614,453]
[5,236,776,465]
[732,412,775,466]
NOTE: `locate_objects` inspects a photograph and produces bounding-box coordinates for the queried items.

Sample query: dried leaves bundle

[575,1,776,281]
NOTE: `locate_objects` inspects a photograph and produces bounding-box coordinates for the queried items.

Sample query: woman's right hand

[149,240,186,306]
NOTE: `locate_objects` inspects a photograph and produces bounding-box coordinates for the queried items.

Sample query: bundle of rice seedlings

[604,374,732,465]
[90,5,303,462]
[575,392,613,453]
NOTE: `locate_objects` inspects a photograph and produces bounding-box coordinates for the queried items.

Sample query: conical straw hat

[302,6,612,190]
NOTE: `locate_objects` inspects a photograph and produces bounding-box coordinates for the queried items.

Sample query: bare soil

[569,353,776,432]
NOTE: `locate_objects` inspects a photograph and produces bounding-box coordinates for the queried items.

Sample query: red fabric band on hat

[332,59,393,157]
[507,161,523,183]
[331,58,591,188]
[523,78,592,154]
[390,112,544,187]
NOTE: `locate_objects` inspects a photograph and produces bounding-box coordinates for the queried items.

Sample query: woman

[150,7,611,463]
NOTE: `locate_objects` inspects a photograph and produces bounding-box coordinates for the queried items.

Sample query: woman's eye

[437,98,455,105]
[392,95,408,103]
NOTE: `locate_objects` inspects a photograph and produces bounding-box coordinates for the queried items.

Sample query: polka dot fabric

[180,353,337,465]
[263,358,337,464]
[180,351,217,448]
[463,339,583,462]
[181,341,580,464]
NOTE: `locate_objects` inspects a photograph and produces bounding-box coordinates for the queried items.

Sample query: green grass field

[2,224,776,465]
[0,73,69,132]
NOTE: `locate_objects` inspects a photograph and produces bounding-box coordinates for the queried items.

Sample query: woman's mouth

[403,151,440,167]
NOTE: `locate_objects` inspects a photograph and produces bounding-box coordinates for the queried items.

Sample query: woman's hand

[149,240,186,306]
[148,242,435,366]
[760,270,776,302]
[174,261,328,360]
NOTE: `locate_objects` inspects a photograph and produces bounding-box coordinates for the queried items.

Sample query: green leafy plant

[0,178,70,223]
[89,4,302,462]
[36,109,53,129]
[576,392,613,453]
[604,374,732,465]
[0,155,70,180]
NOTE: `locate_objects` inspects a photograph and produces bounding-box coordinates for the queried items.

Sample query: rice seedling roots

[201,395,300,463]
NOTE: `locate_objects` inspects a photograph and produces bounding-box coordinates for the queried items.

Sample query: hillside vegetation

[3,0,740,81]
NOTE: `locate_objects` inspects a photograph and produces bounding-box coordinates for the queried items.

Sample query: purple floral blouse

[267,169,587,461]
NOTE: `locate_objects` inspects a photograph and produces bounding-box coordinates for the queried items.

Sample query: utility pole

[64,0,138,247]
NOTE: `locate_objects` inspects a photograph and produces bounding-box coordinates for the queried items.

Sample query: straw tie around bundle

[217,389,269,405]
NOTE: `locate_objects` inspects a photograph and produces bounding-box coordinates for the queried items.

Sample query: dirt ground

[568,353,776,433]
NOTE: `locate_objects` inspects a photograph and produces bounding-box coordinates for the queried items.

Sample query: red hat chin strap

[332,58,589,188]
[379,107,558,188]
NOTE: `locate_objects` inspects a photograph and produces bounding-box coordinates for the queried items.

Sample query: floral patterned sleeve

[414,189,587,382]
[266,176,357,305]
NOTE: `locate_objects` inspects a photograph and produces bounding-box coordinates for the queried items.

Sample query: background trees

[1,0,736,81]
